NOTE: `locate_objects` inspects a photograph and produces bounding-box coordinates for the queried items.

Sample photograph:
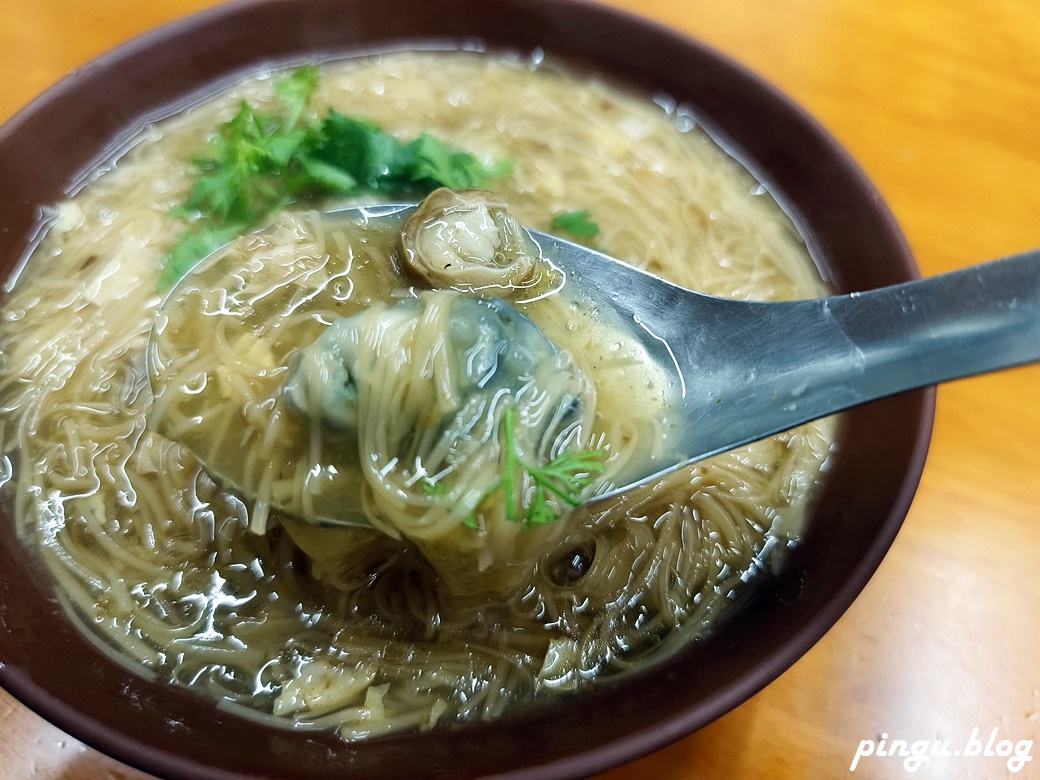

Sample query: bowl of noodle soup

[0,1,930,778]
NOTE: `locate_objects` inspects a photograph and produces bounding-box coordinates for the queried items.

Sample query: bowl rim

[0,1,934,778]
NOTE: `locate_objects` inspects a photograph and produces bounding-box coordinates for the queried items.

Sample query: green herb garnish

[467,406,607,528]
[550,209,600,240]
[419,476,446,497]
[161,66,510,288]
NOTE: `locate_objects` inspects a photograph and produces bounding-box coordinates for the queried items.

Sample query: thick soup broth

[0,51,834,739]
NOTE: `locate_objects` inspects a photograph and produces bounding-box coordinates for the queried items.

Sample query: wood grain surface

[2,1,1039,778]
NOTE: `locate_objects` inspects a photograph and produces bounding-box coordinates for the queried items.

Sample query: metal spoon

[154,203,1040,520]
[534,233,1039,497]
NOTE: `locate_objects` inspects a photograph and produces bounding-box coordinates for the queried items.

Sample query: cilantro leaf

[158,222,251,289]
[419,477,446,497]
[403,134,494,191]
[291,154,358,195]
[273,64,319,128]
[551,209,600,239]
[303,112,404,191]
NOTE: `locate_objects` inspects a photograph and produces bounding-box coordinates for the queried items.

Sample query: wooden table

[2,1,1039,778]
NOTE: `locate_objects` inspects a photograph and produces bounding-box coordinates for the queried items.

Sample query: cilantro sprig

[466,406,607,528]
[161,66,511,288]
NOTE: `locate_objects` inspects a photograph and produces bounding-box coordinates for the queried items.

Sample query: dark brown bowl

[0,0,932,777]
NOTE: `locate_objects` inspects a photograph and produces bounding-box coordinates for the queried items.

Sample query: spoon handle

[536,230,1039,480]
[678,247,1040,463]
[815,248,1040,398]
